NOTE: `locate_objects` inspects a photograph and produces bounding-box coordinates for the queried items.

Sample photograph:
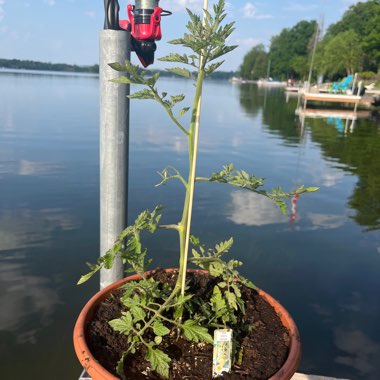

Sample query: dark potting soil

[86,269,290,379]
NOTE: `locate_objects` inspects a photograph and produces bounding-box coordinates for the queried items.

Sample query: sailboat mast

[307,15,323,89]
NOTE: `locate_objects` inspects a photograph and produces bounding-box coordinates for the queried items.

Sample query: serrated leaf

[238,275,257,290]
[205,60,224,75]
[272,198,287,215]
[178,107,190,117]
[128,89,155,100]
[110,76,133,84]
[102,251,115,269]
[159,53,189,64]
[146,72,160,86]
[225,291,238,310]
[168,38,185,45]
[170,94,186,105]
[130,305,146,322]
[305,187,319,192]
[191,248,200,259]
[215,238,233,255]
[152,320,170,337]
[146,348,171,378]
[210,285,226,312]
[109,62,125,72]
[209,262,224,277]
[231,282,241,297]
[77,268,99,285]
[109,312,133,334]
[166,67,192,78]
[182,320,213,344]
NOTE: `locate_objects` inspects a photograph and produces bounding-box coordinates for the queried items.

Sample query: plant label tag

[212,328,233,377]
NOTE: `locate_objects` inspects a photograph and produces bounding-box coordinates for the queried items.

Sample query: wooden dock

[295,107,371,120]
[301,91,374,105]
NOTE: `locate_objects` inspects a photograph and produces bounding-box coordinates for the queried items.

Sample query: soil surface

[86,269,290,379]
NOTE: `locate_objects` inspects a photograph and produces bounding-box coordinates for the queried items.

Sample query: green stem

[176,0,209,300]
[134,286,181,339]
[142,305,181,327]
[151,86,189,136]
[177,70,205,294]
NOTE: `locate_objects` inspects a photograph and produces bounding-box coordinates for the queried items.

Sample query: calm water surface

[1,71,380,380]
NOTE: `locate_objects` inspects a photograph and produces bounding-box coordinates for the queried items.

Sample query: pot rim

[73,268,301,380]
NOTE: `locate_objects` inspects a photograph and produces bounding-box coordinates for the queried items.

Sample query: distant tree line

[240,0,380,81]
[145,69,236,80]
[0,58,236,80]
[0,58,99,73]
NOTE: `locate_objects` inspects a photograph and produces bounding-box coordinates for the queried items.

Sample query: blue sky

[0,0,359,71]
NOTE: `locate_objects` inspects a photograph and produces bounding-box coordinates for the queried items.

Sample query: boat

[257,59,286,87]
[258,78,286,87]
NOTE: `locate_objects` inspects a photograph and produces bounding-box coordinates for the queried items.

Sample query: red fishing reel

[119,0,172,67]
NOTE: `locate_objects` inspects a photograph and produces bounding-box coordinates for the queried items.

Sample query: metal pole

[99,1,131,289]
[307,21,320,92]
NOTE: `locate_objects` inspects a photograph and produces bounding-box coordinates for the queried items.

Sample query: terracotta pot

[74,269,301,380]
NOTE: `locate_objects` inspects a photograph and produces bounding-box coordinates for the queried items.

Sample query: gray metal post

[99,29,131,289]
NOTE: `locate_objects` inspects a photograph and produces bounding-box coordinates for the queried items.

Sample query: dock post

[354,81,362,113]
[352,73,358,94]
[99,0,131,289]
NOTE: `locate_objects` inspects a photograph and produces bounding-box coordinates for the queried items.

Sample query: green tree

[326,0,380,70]
[239,44,268,80]
[319,30,363,77]
[269,20,317,80]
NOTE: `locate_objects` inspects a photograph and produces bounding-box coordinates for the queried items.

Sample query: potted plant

[74,1,317,379]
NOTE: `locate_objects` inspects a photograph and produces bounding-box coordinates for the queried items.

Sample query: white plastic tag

[212,329,233,377]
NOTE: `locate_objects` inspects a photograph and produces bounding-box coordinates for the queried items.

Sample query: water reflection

[306,213,346,230]
[239,84,265,118]
[0,208,79,251]
[0,254,61,344]
[228,190,286,226]
[306,115,380,231]
[238,83,380,231]
[334,327,380,379]
[0,159,63,178]
[239,84,304,145]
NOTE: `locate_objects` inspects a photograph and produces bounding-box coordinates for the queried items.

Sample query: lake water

[1,71,380,380]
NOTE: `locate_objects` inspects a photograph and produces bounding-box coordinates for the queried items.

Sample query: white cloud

[84,10,96,19]
[283,2,318,12]
[0,0,5,22]
[341,0,358,5]
[243,2,256,18]
[44,0,56,6]
[242,2,272,20]
[235,37,261,47]
[160,0,218,12]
